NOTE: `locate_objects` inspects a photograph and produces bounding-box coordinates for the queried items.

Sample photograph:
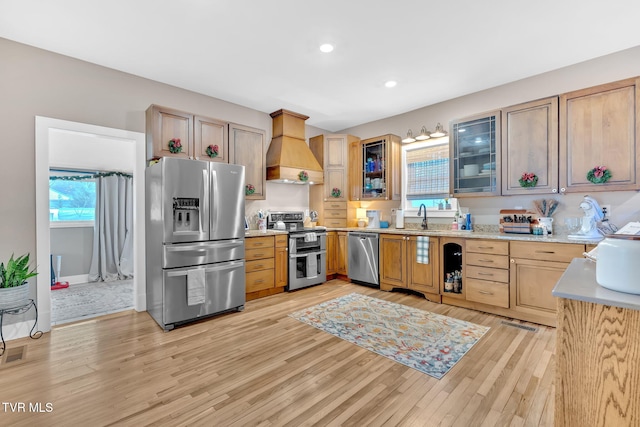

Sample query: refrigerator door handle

[166,260,244,277]
[166,240,244,252]
[201,169,208,233]
[210,169,219,233]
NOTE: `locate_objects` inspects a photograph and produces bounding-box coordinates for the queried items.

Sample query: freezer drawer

[163,239,244,269]
[160,260,245,328]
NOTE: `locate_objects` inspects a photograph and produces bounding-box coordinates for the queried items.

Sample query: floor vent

[501,321,538,332]
[1,345,27,367]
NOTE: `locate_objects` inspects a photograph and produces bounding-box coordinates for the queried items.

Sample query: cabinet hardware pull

[535,251,555,254]
[254,253,264,257]
[253,243,264,246]
[478,272,493,276]
[478,259,494,262]
[511,259,515,263]
[478,290,493,295]
[255,264,263,269]
[254,279,264,283]
[477,246,493,249]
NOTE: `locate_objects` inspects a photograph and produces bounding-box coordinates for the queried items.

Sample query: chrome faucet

[417,204,428,230]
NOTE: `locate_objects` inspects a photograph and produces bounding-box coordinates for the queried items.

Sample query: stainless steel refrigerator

[145,157,246,330]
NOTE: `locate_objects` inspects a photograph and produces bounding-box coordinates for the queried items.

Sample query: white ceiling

[2,0,640,131]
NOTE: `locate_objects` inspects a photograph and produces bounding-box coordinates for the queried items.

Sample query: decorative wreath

[331,187,341,198]
[245,184,255,195]
[587,166,611,184]
[206,144,219,158]
[518,172,538,188]
[168,138,182,154]
[298,170,309,182]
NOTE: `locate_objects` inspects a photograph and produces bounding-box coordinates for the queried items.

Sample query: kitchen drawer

[245,247,274,261]
[275,234,288,247]
[466,278,509,308]
[245,257,275,273]
[466,264,509,283]
[246,268,275,292]
[246,236,274,250]
[325,209,347,219]
[466,252,509,269]
[466,239,509,255]
[510,241,584,262]
[325,218,347,228]
[324,201,347,210]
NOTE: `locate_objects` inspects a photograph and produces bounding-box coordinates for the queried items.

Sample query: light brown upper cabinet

[501,97,559,195]
[229,123,267,200]
[146,105,228,162]
[351,134,401,201]
[451,111,501,197]
[559,77,640,193]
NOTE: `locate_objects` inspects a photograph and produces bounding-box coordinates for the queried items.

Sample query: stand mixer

[568,195,604,240]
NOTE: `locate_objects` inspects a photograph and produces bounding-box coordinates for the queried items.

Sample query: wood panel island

[552,258,640,426]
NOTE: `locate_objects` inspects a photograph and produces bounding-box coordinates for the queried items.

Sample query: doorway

[34,117,146,333]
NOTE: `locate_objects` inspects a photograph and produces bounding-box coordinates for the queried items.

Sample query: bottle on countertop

[451,218,458,230]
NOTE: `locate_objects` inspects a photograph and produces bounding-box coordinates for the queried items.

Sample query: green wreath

[587,166,611,184]
[245,184,255,195]
[298,170,309,182]
[518,172,538,188]
[331,187,341,198]
[206,144,219,158]
[168,138,182,154]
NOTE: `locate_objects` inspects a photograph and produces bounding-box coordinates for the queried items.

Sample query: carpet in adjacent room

[51,279,134,325]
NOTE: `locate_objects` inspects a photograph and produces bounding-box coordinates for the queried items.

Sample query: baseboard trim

[60,274,89,285]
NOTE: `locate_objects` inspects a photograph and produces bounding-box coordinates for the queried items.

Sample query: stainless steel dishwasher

[348,232,379,287]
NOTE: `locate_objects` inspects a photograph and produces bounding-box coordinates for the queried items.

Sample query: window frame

[49,171,96,228]
[401,138,457,218]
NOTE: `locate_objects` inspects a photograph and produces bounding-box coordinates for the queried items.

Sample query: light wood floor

[2,280,556,426]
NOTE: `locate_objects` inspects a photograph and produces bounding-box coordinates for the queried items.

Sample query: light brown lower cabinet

[380,234,441,302]
[509,241,585,326]
[326,232,337,277]
[326,231,348,279]
[245,235,286,301]
[336,231,348,276]
[274,234,288,288]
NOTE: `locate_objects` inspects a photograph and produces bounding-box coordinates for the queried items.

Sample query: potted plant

[0,253,37,309]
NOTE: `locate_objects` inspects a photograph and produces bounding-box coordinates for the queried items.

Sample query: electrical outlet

[601,205,611,219]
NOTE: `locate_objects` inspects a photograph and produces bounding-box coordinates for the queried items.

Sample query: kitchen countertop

[245,230,288,237]
[245,225,603,244]
[326,226,602,245]
[552,258,640,311]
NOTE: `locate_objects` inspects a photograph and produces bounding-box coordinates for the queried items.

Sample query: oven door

[288,251,326,291]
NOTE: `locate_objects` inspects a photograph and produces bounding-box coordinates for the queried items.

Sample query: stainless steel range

[267,211,326,291]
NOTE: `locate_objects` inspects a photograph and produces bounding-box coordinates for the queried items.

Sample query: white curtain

[89,174,134,282]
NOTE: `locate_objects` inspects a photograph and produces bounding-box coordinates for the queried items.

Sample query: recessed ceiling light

[384,80,397,88]
[319,43,334,53]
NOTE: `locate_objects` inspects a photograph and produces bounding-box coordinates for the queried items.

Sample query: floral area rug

[289,293,490,379]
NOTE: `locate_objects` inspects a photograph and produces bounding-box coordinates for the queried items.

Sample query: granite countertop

[325,226,602,245]
[245,230,288,237]
[244,225,602,245]
[552,258,640,311]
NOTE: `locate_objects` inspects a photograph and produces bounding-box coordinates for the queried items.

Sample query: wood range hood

[266,109,323,184]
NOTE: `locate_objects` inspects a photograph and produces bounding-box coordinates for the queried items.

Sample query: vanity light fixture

[401,129,416,143]
[430,122,447,138]
[415,126,431,141]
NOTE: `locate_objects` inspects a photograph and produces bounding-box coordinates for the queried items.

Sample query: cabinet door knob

[560,188,566,193]
[552,188,557,193]
[510,259,515,263]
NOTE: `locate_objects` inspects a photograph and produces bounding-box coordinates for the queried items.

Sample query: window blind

[406,143,449,199]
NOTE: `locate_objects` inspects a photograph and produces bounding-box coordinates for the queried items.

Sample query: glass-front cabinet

[450,111,501,197]
[351,134,401,201]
